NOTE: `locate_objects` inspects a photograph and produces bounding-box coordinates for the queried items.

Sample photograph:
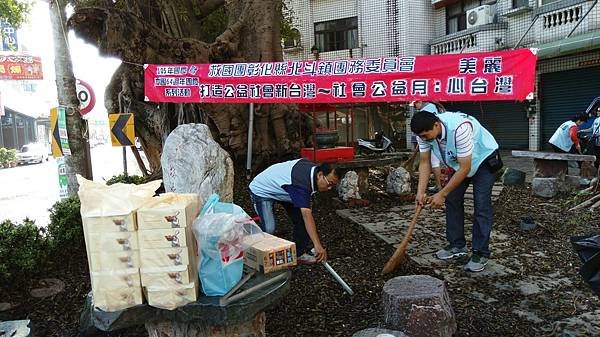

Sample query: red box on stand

[300,147,354,163]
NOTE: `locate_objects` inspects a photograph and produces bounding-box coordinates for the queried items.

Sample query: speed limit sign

[76,79,96,116]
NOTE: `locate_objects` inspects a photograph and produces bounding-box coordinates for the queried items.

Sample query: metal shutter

[540,66,600,150]
[444,101,528,149]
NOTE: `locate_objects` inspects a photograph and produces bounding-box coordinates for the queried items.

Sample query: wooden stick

[401,147,419,172]
[590,198,600,210]
[568,193,600,212]
[381,204,422,275]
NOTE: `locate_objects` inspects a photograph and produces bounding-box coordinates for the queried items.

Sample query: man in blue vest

[249,159,339,264]
[411,111,502,272]
[549,114,588,154]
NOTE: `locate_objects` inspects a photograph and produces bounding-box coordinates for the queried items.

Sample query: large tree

[69,0,307,174]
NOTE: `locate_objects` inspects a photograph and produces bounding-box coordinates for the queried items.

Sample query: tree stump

[352,328,407,337]
[383,275,456,337]
[145,312,265,337]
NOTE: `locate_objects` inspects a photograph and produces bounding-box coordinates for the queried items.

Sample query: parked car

[17,143,49,165]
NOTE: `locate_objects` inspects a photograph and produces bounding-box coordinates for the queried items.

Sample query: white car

[17,143,49,165]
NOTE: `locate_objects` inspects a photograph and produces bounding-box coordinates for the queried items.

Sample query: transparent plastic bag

[192,194,262,296]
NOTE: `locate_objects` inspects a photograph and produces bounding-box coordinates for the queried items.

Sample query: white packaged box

[138,227,193,249]
[139,247,193,268]
[89,250,141,272]
[145,282,198,310]
[140,265,195,288]
[137,193,200,230]
[82,213,136,233]
[92,286,143,312]
[87,231,139,253]
[90,268,141,289]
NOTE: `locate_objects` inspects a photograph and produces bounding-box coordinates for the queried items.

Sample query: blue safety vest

[420,103,439,114]
[549,120,576,152]
[592,117,600,146]
[428,112,499,177]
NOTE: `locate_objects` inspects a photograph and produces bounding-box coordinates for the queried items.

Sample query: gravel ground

[1,165,599,337]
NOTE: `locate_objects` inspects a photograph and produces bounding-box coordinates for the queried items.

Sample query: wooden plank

[512,150,595,162]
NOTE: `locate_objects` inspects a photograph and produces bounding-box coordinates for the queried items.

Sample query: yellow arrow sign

[50,107,63,158]
[109,113,135,147]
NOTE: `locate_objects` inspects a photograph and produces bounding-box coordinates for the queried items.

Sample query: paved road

[0,144,147,227]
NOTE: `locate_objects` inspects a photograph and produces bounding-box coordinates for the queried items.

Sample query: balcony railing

[430,23,508,55]
[534,1,600,43]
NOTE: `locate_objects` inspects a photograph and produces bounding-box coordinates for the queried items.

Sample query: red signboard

[144,49,537,104]
[0,54,43,80]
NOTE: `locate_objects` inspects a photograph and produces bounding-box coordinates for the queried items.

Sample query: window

[540,0,560,5]
[283,28,301,49]
[513,0,528,8]
[446,1,483,34]
[314,17,358,52]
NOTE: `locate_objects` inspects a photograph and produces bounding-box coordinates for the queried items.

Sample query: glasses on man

[323,175,335,187]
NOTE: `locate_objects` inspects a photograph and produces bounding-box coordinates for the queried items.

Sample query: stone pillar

[145,312,265,337]
[383,275,456,337]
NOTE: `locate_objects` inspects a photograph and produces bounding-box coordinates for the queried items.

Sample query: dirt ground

[1,165,599,337]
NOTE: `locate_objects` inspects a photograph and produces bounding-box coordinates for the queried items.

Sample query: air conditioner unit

[467,5,496,29]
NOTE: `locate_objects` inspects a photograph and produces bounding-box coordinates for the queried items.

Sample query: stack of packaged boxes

[83,212,143,311]
[137,193,201,310]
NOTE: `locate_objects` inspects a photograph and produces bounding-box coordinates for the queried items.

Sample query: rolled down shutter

[444,101,528,150]
[540,66,600,150]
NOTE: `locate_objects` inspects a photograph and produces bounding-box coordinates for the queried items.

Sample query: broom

[381,204,423,275]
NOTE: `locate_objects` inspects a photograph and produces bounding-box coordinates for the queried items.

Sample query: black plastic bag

[570,234,600,296]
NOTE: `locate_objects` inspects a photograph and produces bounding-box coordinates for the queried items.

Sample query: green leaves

[0,0,32,29]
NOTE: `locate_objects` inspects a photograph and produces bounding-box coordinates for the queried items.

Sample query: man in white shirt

[411,111,501,272]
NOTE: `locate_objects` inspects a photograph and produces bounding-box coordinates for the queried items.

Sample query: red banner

[144,49,537,104]
[0,54,43,80]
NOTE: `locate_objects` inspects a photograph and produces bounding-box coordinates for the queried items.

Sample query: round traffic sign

[76,79,96,116]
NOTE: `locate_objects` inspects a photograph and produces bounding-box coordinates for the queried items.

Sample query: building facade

[284,0,600,150]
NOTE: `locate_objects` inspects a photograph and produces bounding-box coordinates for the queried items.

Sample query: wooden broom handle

[381,204,423,275]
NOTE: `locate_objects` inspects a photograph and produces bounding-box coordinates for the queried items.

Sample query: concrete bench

[79,270,291,337]
[511,151,596,178]
[511,151,597,197]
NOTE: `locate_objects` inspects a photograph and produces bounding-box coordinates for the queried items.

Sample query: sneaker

[297,251,317,265]
[464,252,488,272]
[435,245,468,260]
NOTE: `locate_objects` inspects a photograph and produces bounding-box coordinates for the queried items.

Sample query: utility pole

[48,0,93,195]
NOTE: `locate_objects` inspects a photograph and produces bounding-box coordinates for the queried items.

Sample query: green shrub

[47,195,84,254]
[0,219,48,287]
[6,148,16,163]
[106,174,146,185]
[0,147,8,166]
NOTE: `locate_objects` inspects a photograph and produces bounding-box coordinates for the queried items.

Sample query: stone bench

[79,270,291,337]
[511,151,597,197]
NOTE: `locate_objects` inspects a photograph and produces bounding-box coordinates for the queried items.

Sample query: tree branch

[196,0,226,20]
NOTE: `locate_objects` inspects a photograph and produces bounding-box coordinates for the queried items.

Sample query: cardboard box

[92,286,143,312]
[140,265,195,288]
[242,233,297,273]
[89,250,141,272]
[137,226,194,249]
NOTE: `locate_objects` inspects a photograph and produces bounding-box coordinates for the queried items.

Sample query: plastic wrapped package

[192,194,262,296]
[140,265,195,288]
[144,282,197,310]
[89,250,141,272]
[137,193,201,230]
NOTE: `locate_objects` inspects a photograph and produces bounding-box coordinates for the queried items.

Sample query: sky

[1,0,121,121]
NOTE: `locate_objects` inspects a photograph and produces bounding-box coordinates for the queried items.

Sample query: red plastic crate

[300,147,354,163]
